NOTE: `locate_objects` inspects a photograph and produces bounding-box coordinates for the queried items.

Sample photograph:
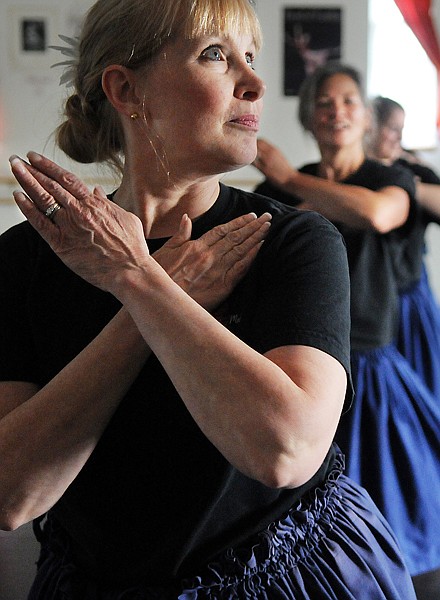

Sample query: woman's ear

[101,65,141,118]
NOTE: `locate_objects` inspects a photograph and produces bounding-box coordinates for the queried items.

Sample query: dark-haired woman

[253,63,440,600]
[366,95,440,400]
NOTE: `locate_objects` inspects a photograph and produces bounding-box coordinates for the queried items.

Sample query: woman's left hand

[154,212,271,311]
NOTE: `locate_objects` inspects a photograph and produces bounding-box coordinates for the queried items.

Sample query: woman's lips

[229,115,260,130]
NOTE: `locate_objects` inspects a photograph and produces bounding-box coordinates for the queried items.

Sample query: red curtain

[394,0,440,125]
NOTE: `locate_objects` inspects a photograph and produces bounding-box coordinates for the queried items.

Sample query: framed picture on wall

[284,7,342,96]
[7,5,60,71]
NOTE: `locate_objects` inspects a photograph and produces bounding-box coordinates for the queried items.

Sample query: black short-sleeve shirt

[0,184,351,585]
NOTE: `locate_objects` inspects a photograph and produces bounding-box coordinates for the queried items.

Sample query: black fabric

[0,184,351,587]
[397,158,440,186]
[254,178,302,209]
[392,158,440,289]
[255,159,418,351]
[28,460,418,600]
[412,567,440,600]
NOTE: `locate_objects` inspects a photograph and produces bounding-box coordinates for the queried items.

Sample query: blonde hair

[56,0,262,174]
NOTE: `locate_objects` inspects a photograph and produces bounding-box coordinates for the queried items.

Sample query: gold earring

[130,112,139,120]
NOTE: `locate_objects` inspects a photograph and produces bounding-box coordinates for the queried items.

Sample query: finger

[206,212,272,251]
[13,190,61,244]
[221,219,271,267]
[200,212,262,247]
[93,185,108,200]
[9,155,73,215]
[225,240,264,279]
[176,214,192,244]
[26,151,91,204]
[160,214,193,251]
[205,213,258,244]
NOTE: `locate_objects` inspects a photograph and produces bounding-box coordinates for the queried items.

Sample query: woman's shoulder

[232,184,341,232]
[348,159,416,195]
[360,158,412,180]
[228,186,346,263]
[253,179,299,208]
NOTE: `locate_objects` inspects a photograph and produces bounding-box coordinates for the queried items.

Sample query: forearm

[0,309,149,529]
[115,260,341,489]
[255,139,378,227]
[417,182,440,220]
[280,170,403,230]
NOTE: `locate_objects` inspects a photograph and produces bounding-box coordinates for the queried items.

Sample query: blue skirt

[28,452,416,600]
[397,265,440,399]
[336,344,440,577]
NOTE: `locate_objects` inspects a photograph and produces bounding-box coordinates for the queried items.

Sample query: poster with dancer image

[284,7,342,96]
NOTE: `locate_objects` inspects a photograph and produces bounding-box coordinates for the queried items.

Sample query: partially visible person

[252,62,440,600]
[365,95,440,398]
[0,3,417,599]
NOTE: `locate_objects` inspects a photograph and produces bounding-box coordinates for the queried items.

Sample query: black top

[0,184,351,586]
[397,157,440,187]
[392,158,440,291]
[255,159,418,351]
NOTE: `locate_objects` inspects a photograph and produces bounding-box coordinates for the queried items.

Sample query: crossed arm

[0,154,346,530]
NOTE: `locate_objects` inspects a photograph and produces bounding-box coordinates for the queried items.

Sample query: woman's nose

[236,70,266,102]
[330,100,346,118]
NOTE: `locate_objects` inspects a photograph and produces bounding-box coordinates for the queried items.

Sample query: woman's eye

[246,53,255,69]
[201,46,223,61]
[316,99,332,109]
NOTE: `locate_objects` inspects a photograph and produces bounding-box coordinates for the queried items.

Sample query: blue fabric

[397,265,440,399]
[28,453,416,599]
[336,344,440,576]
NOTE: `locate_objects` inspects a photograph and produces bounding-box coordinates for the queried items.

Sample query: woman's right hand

[154,212,271,310]
[253,138,297,187]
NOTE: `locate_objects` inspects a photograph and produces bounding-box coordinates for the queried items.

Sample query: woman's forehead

[179,0,262,51]
[317,74,360,95]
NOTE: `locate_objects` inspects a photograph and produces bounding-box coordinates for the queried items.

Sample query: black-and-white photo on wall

[8,5,59,71]
[21,19,47,52]
[284,7,342,96]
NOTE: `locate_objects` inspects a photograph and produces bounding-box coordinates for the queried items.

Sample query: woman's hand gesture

[10,152,271,310]
[154,211,271,310]
[10,153,149,293]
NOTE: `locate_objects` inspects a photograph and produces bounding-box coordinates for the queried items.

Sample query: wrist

[109,256,164,305]
[271,167,299,194]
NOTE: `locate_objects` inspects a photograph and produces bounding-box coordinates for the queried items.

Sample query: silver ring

[44,202,62,221]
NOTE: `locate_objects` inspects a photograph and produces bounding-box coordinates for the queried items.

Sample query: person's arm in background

[397,157,440,223]
[254,138,409,232]
[415,181,440,221]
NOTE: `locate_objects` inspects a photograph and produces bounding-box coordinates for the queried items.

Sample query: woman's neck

[318,146,365,182]
[113,175,220,239]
